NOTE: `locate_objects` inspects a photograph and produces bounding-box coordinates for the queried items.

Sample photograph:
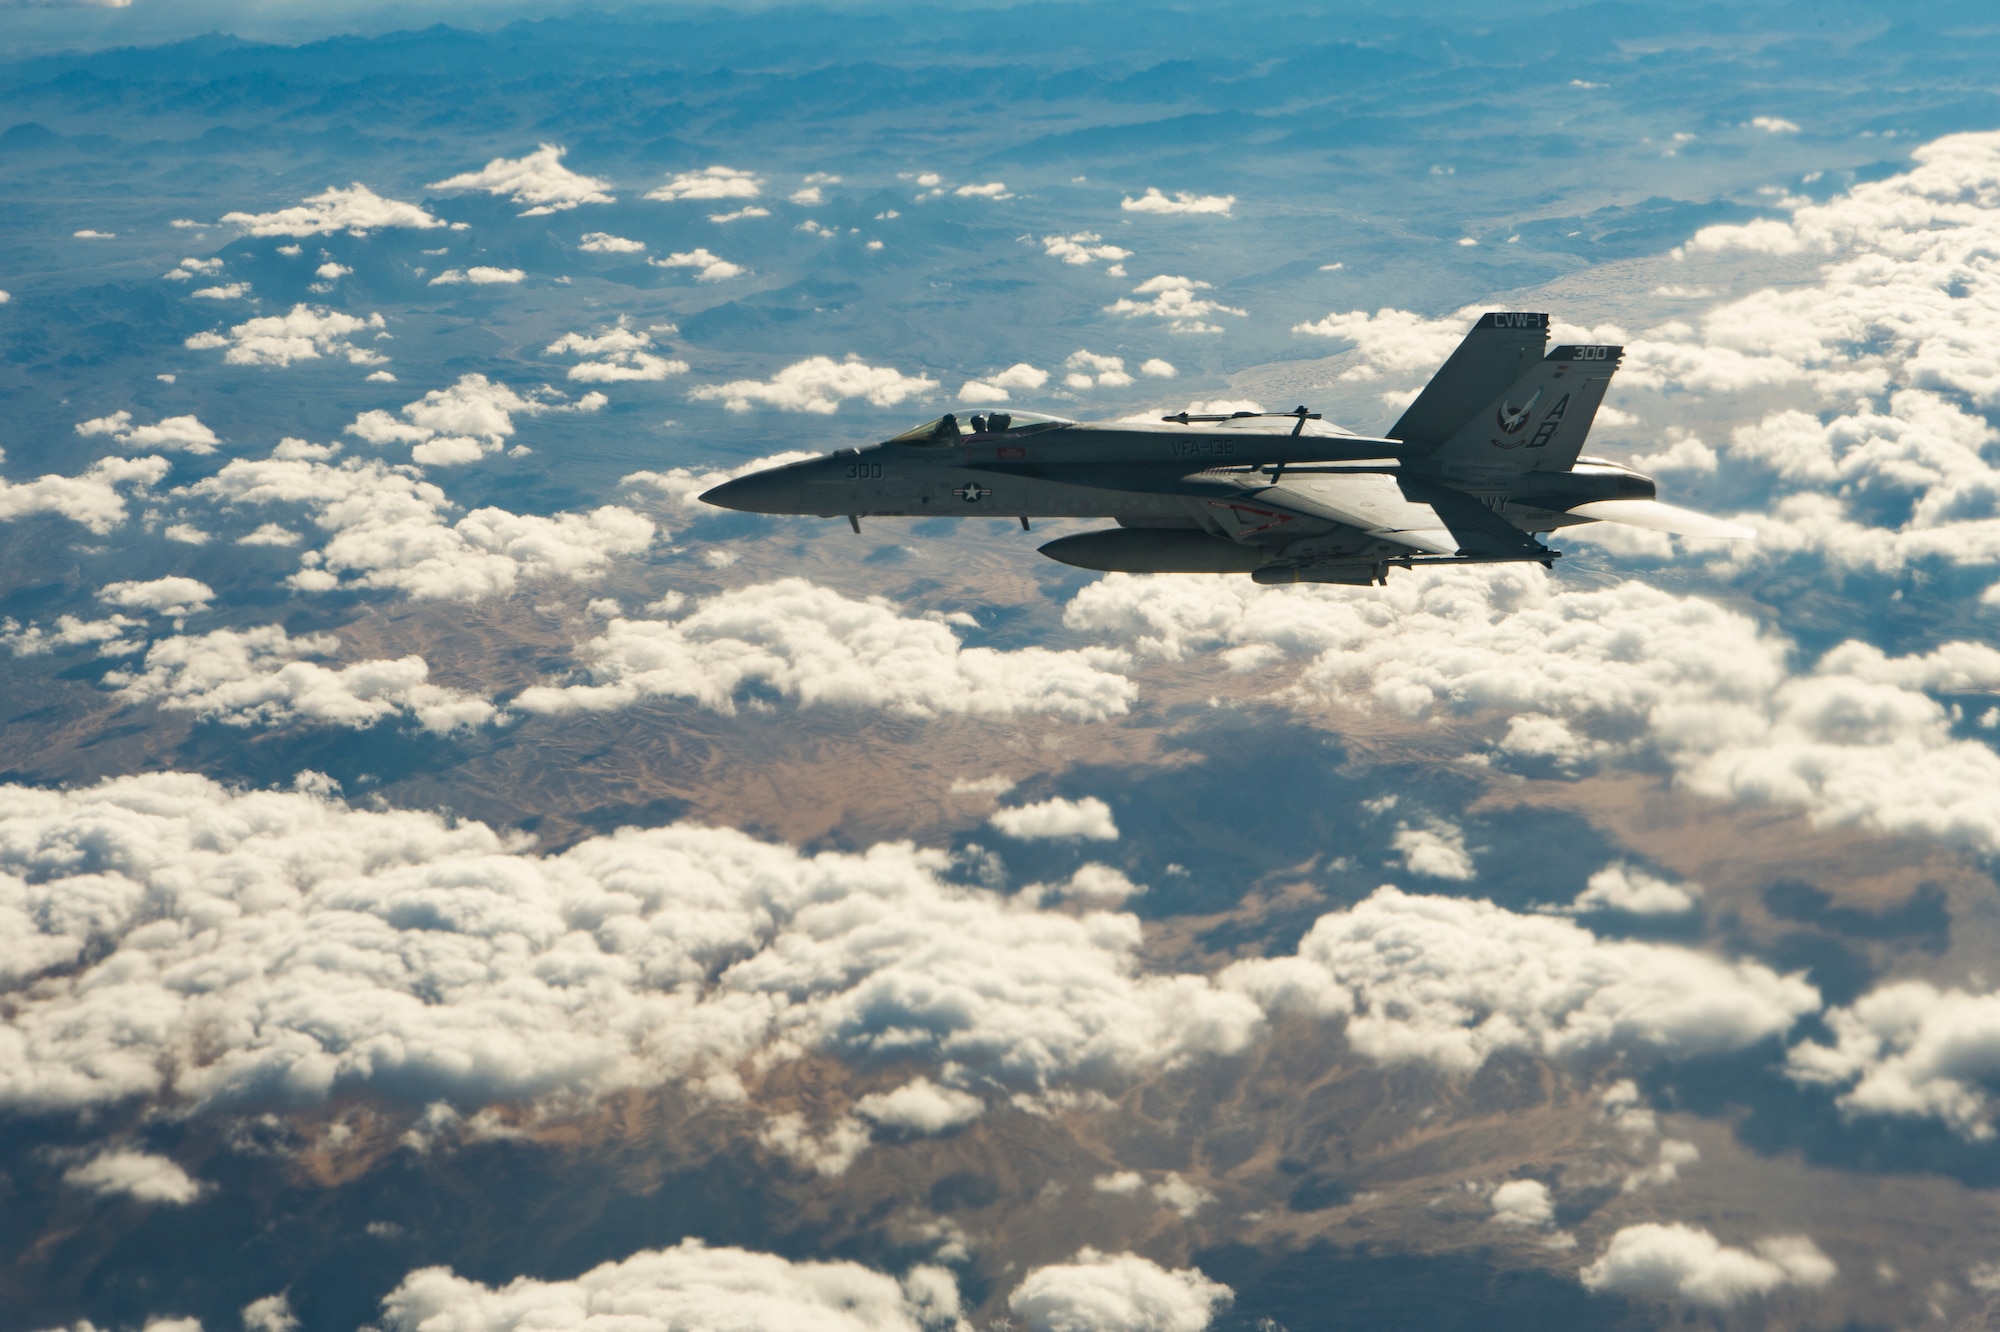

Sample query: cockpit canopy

[888,410,1074,444]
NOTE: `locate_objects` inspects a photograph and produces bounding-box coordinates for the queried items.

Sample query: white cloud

[1579,1224,1836,1307]
[1041,232,1131,266]
[960,362,1049,402]
[345,373,606,464]
[1120,188,1235,217]
[1220,886,1818,1076]
[545,322,689,383]
[429,144,613,215]
[2,613,145,658]
[648,248,744,282]
[238,523,300,547]
[103,625,499,733]
[955,181,1012,200]
[709,206,770,224]
[163,523,210,545]
[221,184,443,237]
[1140,358,1176,378]
[989,796,1120,841]
[514,578,1134,723]
[76,410,220,454]
[1750,116,1802,133]
[0,455,169,534]
[646,166,763,202]
[578,231,645,253]
[1105,276,1246,334]
[189,450,651,600]
[690,355,938,414]
[1291,306,1475,391]
[1008,1250,1231,1332]
[314,262,350,282]
[62,1150,204,1205]
[185,304,388,368]
[97,576,214,618]
[0,773,1264,1113]
[1064,566,2000,858]
[379,1241,963,1332]
[1624,1138,1701,1192]
[73,229,115,239]
[1094,1172,1212,1217]
[242,1294,297,1332]
[1573,863,1701,915]
[1391,818,1474,879]
[790,185,825,205]
[854,1078,984,1134]
[428,266,526,286]
[1489,1179,1555,1227]
[1063,349,1133,389]
[193,283,254,300]
[1786,981,2000,1137]
[163,257,223,281]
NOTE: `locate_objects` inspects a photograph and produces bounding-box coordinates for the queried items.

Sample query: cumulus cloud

[1140,358,1176,378]
[1093,1171,1213,1217]
[1041,232,1131,269]
[708,206,770,224]
[648,248,745,282]
[2,613,145,658]
[989,796,1120,841]
[1120,188,1235,217]
[1104,276,1246,334]
[513,578,1135,723]
[191,282,252,300]
[0,455,168,534]
[1008,1250,1230,1332]
[188,450,651,599]
[1786,981,2000,1137]
[1579,1224,1835,1307]
[1291,305,1477,395]
[854,1077,984,1134]
[379,1241,964,1332]
[1750,116,1802,133]
[647,167,764,202]
[545,322,688,383]
[1063,566,2000,858]
[221,184,443,237]
[1489,1179,1555,1228]
[97,576,214,618]
[1391,818,1474,879]
[1572,863,1701,915]
[428,266,526,286]
[0,773,1264,1112]
[959,363,1049,403]
[1220,886,1817,1076]
[1063,350,1133,390]
[954,181,1012,200]
[345,373,606,465]
[163,257,223,281]
[62,1150,204,1205]
[578,231,646,253]
[429,144,614,214]
[689,355,938,414]
[76,410,220,454]
[185,304,388,368]
[103,625,498,733]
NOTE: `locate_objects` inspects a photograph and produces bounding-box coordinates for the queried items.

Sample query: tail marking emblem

[1495,386,1544,435]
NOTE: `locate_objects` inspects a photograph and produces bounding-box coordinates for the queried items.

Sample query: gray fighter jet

[700,312,1751,583]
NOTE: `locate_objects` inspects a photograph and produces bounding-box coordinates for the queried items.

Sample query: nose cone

[700,467,802,514]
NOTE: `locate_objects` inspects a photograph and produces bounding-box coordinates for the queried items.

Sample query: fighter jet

[700,312,1752,584]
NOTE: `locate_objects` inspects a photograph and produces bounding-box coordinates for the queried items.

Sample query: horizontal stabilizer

[1568,499,1756,541]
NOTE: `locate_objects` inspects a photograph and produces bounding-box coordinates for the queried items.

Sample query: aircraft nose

[700,468,801,514]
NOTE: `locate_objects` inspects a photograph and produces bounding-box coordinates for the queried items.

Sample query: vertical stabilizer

[1422,344,1623,480]
[1389,312,1549,448]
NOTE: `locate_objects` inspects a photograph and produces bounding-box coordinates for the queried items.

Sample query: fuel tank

[1038,527,1269,573]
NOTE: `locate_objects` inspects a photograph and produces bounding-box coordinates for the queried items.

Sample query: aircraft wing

[1212,472,1550,559]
